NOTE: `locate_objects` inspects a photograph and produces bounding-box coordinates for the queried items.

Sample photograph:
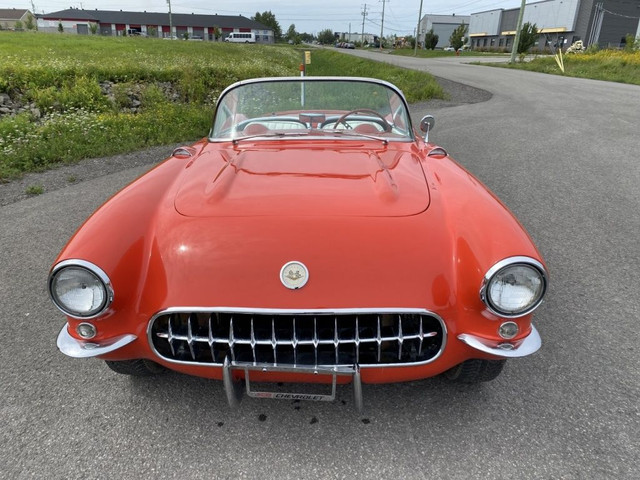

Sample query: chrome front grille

[149,309,445,368]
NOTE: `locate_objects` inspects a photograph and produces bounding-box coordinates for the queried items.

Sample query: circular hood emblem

[280,261,309,290]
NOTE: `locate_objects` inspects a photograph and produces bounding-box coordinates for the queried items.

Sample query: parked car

[444,46,455,52]
[49,77,548,411]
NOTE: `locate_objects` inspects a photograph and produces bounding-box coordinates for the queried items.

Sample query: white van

[224,32,256,43]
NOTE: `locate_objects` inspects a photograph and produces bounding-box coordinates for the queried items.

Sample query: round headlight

[49,260,113,319]
[481,257,547,318]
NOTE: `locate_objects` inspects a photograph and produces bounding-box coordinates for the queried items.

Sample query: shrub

[517,22,538,55]
[26,185,44,195]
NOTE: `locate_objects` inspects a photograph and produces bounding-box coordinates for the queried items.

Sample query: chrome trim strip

[457,325,541,358]
[172,146,194,157]
[57,325,136,358]
[479,256,548,319]
[146,307,447,369]
[48,259,114,320]
[427,147,448,157]
[230,361,355,375]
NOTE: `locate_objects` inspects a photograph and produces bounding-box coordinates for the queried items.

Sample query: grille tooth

[418,316,423,357]
[376,315,382,363]
[229,316,236,362]
[208,315,216,363]
[271,317,277,366]
[313,317,318,368]
[151,311,444,367]
[250,316,256,364]
[167,315,176,357]
[334,317,339,365]
[292,317,298,366]
[355,316,360,362]
[187,313,196,360]
[397,314,403,361]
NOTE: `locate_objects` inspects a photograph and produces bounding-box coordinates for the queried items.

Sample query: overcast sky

[5,0,527,35]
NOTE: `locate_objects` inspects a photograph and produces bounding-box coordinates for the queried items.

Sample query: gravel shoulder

[0,76,491,207]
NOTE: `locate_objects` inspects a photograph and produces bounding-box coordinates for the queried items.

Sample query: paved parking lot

[1,52,638,479]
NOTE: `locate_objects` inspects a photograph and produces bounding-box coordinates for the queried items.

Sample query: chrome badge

[280,261,309,290]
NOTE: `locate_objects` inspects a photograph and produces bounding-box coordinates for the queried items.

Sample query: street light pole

[414,0,424,56]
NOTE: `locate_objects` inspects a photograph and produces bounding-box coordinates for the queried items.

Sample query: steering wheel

[333,109,392,132]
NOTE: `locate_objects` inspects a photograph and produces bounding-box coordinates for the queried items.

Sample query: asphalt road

[1,53,639,479]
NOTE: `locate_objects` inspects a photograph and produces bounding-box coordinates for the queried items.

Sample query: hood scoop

[174,147,430,217]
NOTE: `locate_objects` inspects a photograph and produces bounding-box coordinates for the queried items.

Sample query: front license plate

[245,370,337,403]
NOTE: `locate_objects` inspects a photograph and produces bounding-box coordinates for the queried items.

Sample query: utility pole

[380,0,388,50]
[349,22,351,42]
[167,0,173,39]
[509,0,527,63]
[414,0,424,56]
[361,4,368,46]
[30,0,38,30]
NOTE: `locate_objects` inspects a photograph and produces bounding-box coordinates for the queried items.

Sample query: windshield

[210,77,413,142]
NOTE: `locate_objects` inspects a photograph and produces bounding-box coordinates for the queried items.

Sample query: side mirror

[420,115,435,142]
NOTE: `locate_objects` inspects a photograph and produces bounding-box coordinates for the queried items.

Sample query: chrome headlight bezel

[480,256,547,318]
[48,259,114,319]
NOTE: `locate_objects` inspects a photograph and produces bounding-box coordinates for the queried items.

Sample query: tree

[424,28,438,50]
[449,23,467,51]
[89,23,98,35]
[623,33,639,52]
[58,21,64,33]
[24,13,35,31]
[14,20,23,30]
[517,22,538,55]
[252,11,282,41]
[299,32,314,43]
[405,35,416,49]
[286,24,300,44]
[317,29,334,45]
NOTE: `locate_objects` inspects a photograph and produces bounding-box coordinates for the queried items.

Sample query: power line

[601,7,640,20]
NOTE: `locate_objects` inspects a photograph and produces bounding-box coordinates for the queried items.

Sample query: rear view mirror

[420,115,435,142]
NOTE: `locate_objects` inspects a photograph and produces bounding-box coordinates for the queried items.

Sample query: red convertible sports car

[49,77,548,411]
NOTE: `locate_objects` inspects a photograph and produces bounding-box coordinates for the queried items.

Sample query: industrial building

[37,8,274,43]
[469,0,640,51]
[418,14,471,49]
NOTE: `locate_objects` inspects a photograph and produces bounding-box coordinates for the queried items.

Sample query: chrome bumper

[57,324,137,358]
[457,325,541,358]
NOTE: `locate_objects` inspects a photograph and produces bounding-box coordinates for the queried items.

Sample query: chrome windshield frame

[208,76,415,143]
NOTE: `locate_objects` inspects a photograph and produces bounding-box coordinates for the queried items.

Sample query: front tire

[105,359,165,376]
[444,359,506,383]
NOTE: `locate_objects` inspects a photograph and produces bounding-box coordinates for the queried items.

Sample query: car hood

[174,145,430,217]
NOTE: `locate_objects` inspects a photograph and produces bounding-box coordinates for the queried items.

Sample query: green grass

[0,32,445,181]
[306,49,445,103]
[489,49,640,85]
[25,184,44,195]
